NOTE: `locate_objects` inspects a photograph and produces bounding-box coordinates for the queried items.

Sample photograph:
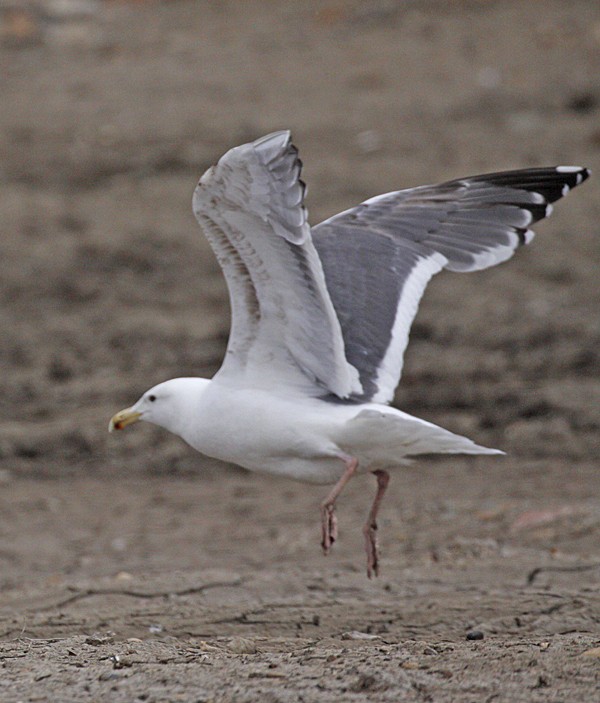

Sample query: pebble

[341,631,380,641]
[466,630,485,641]
[115,571,134,581]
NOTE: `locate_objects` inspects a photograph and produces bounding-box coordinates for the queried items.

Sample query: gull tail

[341,407,504,463]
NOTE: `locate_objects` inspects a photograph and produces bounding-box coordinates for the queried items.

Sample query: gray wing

[193,131,361,398]
[313,166,590,403]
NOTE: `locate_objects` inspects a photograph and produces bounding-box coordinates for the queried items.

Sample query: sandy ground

[1,0,600,700]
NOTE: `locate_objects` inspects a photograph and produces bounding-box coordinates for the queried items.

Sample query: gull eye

[148,395,156,402]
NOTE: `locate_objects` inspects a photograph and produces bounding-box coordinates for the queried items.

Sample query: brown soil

[1,1,599,700]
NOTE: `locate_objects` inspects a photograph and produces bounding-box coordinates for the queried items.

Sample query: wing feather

[193,131,361,398]
[313,166,590,402]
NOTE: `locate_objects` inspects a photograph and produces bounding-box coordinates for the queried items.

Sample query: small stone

[466,630,485,641]
[341,631,380,641]
[111,655,132,669]
[114,571,134,581]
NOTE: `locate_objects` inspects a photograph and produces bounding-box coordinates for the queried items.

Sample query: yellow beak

[108,408,142,433]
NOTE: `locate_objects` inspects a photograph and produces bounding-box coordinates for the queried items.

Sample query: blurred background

[1,3,600,694]
[1,0,598,479]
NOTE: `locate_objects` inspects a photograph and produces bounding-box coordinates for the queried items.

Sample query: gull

[109,131,589,577]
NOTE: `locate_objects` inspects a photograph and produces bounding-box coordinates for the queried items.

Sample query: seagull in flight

[109,131,589,577]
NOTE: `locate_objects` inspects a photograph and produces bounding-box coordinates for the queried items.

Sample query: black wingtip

[545,166,590,202]
[460,165,590,206]
[555,165,590,187]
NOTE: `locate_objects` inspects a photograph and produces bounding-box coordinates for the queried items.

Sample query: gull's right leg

[362,469,390,578]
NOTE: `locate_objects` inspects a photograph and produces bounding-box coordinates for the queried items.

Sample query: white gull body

[128,377,499,485]
[109,131,589,575]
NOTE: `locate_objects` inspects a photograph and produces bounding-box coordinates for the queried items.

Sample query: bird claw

[321,504,338,554]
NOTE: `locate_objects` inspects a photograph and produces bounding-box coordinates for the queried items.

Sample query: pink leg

[362,470,390,578]
[320,456,358,555]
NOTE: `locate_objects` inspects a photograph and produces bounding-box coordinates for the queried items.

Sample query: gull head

[108,377,209,436]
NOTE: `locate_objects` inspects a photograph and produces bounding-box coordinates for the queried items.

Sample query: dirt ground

[1,0,600,700]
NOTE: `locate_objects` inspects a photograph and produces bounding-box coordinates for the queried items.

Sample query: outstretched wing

[193,131,361,398]
[312,166,590,403]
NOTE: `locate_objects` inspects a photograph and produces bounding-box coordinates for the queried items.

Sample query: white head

[109,377,210,438]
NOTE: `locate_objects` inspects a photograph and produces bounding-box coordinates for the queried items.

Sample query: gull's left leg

[363,469,390,578]
[320,455,358,555]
